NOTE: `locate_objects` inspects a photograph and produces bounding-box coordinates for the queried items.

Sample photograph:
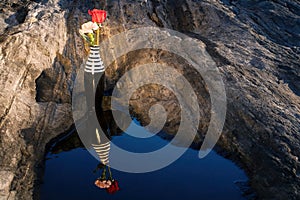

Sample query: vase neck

[90,46,100,51]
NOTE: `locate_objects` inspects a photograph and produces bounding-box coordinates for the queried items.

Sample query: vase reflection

[42,122,249,200]
[91,107,121,194]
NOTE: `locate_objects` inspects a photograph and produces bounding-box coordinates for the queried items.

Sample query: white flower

[80,21,99,34]
[79,29,85,35]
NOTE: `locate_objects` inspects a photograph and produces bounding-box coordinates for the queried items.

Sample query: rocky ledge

[0,0,300,199]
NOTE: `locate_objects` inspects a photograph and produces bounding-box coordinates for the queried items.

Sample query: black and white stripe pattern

[85,46,105,74]
[92,142,111,165]
[92,129,110,165]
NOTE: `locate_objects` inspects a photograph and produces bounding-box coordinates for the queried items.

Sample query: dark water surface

[40,121,248,200]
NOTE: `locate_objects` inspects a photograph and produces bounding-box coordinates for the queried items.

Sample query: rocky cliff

[0,0,299,199]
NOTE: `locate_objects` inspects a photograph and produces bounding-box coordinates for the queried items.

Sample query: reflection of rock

[49,129,84,155]
[48,111,123,155]
[0,0,299,199]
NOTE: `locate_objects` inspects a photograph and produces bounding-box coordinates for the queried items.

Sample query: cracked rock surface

[0,0,299,199]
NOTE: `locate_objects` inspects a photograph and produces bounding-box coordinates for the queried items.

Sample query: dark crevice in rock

[147,0,164,27]
[21,128,36,145]
[147,11,164,27]
[35,57,71,104]
[15,6,29,23]
[165,0,195,31]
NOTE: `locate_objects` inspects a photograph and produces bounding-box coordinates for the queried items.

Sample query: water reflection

[41,126,249,200]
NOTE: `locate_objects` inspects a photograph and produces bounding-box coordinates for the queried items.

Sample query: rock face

[0,0,74,199]
[0,0,299,199]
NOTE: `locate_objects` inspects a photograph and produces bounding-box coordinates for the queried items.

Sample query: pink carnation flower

[79,21,99,34]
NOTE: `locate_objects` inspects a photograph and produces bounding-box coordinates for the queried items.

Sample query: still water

[40,120,248,200]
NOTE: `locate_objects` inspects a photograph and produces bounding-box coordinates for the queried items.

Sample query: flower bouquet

[79,9,107,46]
[94,164,120,194]
[80,9,107,74]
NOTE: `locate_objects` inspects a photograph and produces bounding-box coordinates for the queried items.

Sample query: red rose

[106,180,120,194]
[88,9,107,24]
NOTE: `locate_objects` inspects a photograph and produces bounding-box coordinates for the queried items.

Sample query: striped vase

[92,142,110,165]
[92,128,111,165]
[84,46,105,74]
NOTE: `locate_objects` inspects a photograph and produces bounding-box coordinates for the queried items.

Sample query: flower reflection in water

[107,180,120,194]
[93,159,120,193]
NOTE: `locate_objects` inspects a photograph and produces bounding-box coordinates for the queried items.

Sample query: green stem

[96,27,100,46]
[107,165,113,180]
[87,33,95,46]
[101,168,106,180]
